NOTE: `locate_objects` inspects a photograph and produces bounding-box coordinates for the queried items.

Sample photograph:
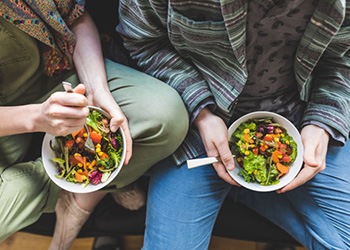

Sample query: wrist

[194,107,212,128]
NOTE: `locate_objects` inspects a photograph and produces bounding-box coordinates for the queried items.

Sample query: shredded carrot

[99,152,109,160]
[81,157,88,176]
[71,127,84,138]
[89,160,96,169]
[243,133,251,142]
[263,135,273,142]
[75,172,86,182]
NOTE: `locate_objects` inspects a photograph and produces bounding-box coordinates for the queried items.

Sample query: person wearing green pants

[0,1,188,249]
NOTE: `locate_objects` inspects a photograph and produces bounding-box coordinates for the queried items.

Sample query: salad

[231,117,297,186]
[49,110,124,186]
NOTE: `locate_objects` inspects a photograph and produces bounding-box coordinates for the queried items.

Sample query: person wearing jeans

[117,0,350,249]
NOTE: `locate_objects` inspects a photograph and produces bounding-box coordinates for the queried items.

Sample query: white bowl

[42,108,126,193]
[227,111,303,192]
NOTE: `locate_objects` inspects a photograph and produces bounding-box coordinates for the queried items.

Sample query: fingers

[278,164,320,193]
[217,143,235,171]
[205,132,238,186]
[212,142,239,186]
[51,91,89,108]
[119,120,133,165]
[72,83,86,95]
[109,114,124,133]
[212,162,240,186]
[43,100,89,133]
[302,133,322,168]
[42,116,87,136]
[204,126,235,170]
[99,106,132,162]
[195,110,238,185]
[278,125,328,193]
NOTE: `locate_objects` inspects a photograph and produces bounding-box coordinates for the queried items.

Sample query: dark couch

[21,1,300,248]
[22,188,300,245]
[22,130,299,246]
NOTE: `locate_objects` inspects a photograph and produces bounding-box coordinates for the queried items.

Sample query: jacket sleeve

[302,11,350,141]
[117,0,215,123]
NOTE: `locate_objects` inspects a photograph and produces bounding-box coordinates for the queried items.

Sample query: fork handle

[187,157,220,169]
[62,81,74,93]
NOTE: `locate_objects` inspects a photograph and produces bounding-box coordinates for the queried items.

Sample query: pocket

[168,8,230,59]
[0,21,31,67]
[0,20,41,105]
[0,134,32,171]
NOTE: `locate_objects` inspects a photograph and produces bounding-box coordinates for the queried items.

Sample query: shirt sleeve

[302,22,350,141]
[302,120,346,146]
[117,0,214,123]
[191,98,216,124]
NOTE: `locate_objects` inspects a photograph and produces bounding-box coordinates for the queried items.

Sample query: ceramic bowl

[42,106,126,193]
[227,111,303,192]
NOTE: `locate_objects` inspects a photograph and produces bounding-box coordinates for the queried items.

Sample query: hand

[278,124,329,193]
[68,11,132,164]
[87,87,133,165]
[39,84,89,135]
[194,108,239,186]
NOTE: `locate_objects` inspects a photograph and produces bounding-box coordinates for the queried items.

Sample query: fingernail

[110,124,117,132]
[227,164,235,171]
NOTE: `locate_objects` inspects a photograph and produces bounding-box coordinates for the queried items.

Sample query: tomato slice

[70,154,84,165]
[90,130,102,144]
[282,155,291,163]
[64,140,75,150]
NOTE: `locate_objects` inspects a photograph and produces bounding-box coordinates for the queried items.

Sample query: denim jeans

[143,142,350,250]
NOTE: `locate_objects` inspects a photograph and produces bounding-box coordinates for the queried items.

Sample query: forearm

[303,51,350,141]
[70,11,110,99]
[0,104,40,137]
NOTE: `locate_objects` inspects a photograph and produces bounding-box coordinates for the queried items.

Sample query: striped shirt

[117,0,350,164]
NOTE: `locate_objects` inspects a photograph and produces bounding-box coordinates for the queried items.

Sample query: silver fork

[62,82,95,153]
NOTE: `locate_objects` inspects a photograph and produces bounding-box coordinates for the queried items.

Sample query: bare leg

[112,182,146,210]
[48,190,106,250]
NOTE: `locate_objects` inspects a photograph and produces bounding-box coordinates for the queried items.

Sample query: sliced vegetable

[231,117,297,186]
[276,162,289,174]
[50,109,123,186]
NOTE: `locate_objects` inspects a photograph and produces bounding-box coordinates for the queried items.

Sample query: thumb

[109,116,124,133]
[303,143,319,167]
[219,151,235,171]
[73,83,86,95]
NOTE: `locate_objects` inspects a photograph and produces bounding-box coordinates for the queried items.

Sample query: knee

[146,87,189,148]
[0,163,51,239]
[129,86,188,158]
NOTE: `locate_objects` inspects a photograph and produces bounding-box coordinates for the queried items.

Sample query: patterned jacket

[118,0,350,164]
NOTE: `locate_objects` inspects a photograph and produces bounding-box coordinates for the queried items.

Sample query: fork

[62,82,95,153]
[187,155,236,169]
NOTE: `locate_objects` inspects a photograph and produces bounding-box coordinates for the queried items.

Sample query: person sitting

[0,1,188,250]
[117,0,350,249]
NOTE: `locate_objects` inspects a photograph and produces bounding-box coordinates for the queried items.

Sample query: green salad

[49,110,124,186]
[231,117,297,186]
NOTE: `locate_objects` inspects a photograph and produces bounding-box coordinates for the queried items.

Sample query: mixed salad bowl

[227,111,303,192]
[42,106,126,193]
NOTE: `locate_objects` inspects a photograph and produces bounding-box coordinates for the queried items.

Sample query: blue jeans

[143,142,350,250]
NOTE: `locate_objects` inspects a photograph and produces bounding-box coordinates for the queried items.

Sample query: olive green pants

[0,59,189,241]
